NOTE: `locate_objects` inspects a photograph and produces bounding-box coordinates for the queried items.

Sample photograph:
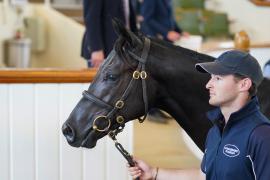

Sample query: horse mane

[150,37,216,63]
[113,33,216,72]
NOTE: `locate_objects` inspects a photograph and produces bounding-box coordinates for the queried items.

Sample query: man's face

[206,74,239,107]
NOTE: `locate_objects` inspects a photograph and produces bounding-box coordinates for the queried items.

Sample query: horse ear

[112,18,142,47]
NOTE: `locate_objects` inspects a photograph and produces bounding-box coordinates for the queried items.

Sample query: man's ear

[239,78,252,92]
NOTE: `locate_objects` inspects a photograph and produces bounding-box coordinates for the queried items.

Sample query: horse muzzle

[62,121,96,148]
[62,122,76,144]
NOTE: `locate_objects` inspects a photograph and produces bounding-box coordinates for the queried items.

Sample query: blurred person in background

[140,0,189,43]
[139,0,190,123]
[81,0,137,68]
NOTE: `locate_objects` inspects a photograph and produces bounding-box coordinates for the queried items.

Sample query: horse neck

[147,40,212,113]
[148,56,211,119]
[146,40,213,149]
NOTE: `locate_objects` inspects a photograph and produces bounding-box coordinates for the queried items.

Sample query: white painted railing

[0,83,133,180]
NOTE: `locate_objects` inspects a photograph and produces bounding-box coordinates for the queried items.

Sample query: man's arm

[128,158,205,180]
[248,125,270,180]
[83,0,105,67]
[85,0,104,52]
[155,168,205,180]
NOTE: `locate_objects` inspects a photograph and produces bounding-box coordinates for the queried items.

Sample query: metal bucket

[6,38,31,68]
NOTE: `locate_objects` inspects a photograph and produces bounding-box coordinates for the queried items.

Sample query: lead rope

[109,38,151,180]
[109,131,139,180]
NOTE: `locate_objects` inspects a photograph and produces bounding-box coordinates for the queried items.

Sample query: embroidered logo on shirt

[223,144,240,157]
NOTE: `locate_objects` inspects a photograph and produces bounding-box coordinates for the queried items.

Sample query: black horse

[62,20,270,152]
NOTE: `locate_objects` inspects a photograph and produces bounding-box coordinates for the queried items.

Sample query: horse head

[62,19,157,148]
[62,20,270,151]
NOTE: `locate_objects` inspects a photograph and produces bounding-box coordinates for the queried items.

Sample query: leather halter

[82,37,151,133]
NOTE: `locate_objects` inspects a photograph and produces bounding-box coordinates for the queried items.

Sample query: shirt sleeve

[85,0,104,52]
[247,124,270,180]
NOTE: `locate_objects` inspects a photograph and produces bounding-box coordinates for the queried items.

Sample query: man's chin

[209,99,219,107]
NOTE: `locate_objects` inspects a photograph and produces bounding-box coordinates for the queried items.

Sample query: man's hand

[127,158,155,180]
[91,50,104,68]
[127,157,206,180]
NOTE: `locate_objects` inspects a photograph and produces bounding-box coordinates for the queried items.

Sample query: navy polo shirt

[201,97,270,180]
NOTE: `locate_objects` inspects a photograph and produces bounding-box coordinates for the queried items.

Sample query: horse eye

[104,74,119,81]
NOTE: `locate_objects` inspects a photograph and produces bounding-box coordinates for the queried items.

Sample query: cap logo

[223,144,240,157]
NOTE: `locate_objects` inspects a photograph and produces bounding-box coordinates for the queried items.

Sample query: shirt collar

[206,96,260,124]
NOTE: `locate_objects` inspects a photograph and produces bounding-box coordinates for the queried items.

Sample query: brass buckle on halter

[140,71,147,79]
[116,116,125,124]
[133,71,140,79]
[93,116,111,132]
[115,100,124,109]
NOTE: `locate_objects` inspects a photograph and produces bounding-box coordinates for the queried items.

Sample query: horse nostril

[62,123,75,143]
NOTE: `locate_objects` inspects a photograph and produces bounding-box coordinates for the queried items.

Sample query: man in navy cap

[127,50,270,180]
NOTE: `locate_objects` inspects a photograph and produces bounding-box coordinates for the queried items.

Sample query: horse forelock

[113,36,145,70]
[112,34,215,74]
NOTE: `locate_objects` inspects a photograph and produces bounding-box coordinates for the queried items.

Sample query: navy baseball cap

[195,50,263,86]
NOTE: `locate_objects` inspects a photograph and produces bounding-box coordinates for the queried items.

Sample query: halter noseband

[82,37,151,134]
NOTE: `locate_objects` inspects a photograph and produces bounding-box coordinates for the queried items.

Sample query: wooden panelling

[35,85,59,180]
[0,85,10,180]
[28,0,44,3]
[0,69,96,83]
[59,84,84,180]
[250,0,270,6]
[10,85,35,180]
[0,83,133,180]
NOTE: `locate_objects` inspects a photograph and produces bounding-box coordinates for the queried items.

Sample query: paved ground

[134,118,201,169]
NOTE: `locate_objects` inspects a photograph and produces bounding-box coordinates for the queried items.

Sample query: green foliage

[173,0,205,9]
[174,8,230,37]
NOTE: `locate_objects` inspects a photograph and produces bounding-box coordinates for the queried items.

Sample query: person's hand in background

[181,31,190,38]
[91,50,104,68]
[167,31,181,42]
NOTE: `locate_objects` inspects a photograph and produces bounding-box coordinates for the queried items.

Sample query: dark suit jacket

[81,0,137,60]
[140,0,182,41]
